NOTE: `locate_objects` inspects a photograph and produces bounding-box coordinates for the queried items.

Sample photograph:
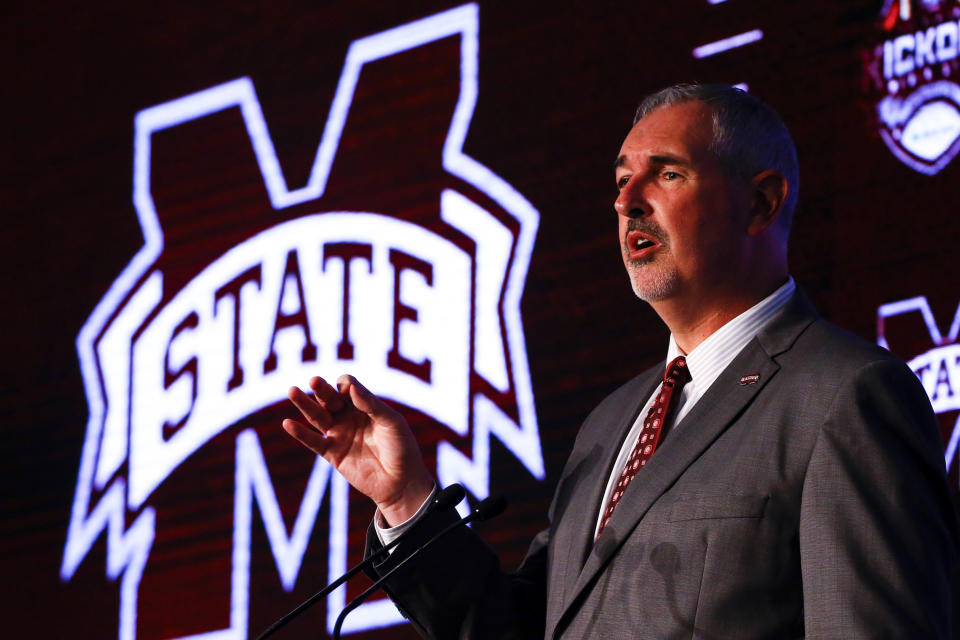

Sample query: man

[282,84,958,638]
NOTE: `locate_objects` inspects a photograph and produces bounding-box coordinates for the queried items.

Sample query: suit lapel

[552,367,664,610]
[554,292,818,632]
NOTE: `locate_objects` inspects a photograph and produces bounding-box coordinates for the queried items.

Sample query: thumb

[338,375,394,420]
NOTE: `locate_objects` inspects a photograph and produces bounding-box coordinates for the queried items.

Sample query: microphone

[331,494,508,639]
[255,484,466,640]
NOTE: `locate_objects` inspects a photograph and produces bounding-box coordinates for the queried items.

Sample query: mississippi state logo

[878,296,960,488]
[863,0,960,174]
[61,4,544,638]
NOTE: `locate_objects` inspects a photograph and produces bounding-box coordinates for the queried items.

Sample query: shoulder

[765,295,921,393]
[788,317,904,371]
[585,365,661,425]
[564,365,661,453]
[777,316,943,465]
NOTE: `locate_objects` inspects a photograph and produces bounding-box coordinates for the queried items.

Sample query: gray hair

[634,83,799,229]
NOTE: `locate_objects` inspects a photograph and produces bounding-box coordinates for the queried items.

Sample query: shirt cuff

[373,484,438,553]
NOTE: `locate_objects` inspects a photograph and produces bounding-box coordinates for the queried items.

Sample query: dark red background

[2,1,958,638]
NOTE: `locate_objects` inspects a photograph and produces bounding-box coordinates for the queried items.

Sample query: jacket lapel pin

[739,373,760,385]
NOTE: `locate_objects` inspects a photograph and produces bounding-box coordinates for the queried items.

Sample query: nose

[614,175,649,219]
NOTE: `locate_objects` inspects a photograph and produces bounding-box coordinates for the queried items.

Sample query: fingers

[287,385,333,431]
[282,418,331,457]
[309,376,345,412]
[287,373,397,439]
[338,374,395,421]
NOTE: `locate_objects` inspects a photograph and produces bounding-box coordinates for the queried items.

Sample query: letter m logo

[61,4,544,638]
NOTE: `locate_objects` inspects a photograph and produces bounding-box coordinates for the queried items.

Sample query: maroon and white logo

[863,0,960,174]
[61,4,544,638]
[878,296,960,490]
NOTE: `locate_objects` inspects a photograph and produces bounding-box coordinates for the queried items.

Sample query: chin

[626,263,679,302]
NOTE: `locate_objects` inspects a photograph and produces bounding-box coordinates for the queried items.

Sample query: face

[614,100,753,303]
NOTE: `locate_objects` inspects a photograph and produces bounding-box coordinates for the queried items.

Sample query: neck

[652,273,788,354]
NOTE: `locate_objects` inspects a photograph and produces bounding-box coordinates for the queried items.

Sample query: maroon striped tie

[596,356,691,539]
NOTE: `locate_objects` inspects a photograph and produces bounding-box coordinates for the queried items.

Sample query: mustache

[625,217,668,246]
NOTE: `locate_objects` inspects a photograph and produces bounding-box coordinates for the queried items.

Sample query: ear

[746,170,789,236]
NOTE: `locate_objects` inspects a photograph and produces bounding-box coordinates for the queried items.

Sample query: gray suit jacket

[368,292,958,639]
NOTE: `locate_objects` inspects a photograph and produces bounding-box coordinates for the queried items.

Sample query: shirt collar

[666,277,796,391]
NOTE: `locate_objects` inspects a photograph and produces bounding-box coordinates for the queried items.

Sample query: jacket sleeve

[363,509,549,640]
[799,358,959,638]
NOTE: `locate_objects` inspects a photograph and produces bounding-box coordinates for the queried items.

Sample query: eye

[662,170,682,181]
[616,175,631,190]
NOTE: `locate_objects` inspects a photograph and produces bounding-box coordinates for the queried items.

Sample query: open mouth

[626,230,662,258]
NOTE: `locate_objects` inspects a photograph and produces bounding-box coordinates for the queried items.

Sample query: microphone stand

[331,495,508,639]
[254,484,466,640]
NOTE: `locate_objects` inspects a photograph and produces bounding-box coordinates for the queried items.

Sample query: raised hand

[282,375,434,526]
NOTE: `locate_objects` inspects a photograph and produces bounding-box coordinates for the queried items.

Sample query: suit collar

[672,276,797,395]
[551,290,819,637]
[755,287,819,357]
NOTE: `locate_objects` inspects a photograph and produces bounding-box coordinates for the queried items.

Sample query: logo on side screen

[878,296,960,487]
[60,4,544,638]
[864,0,960,174]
